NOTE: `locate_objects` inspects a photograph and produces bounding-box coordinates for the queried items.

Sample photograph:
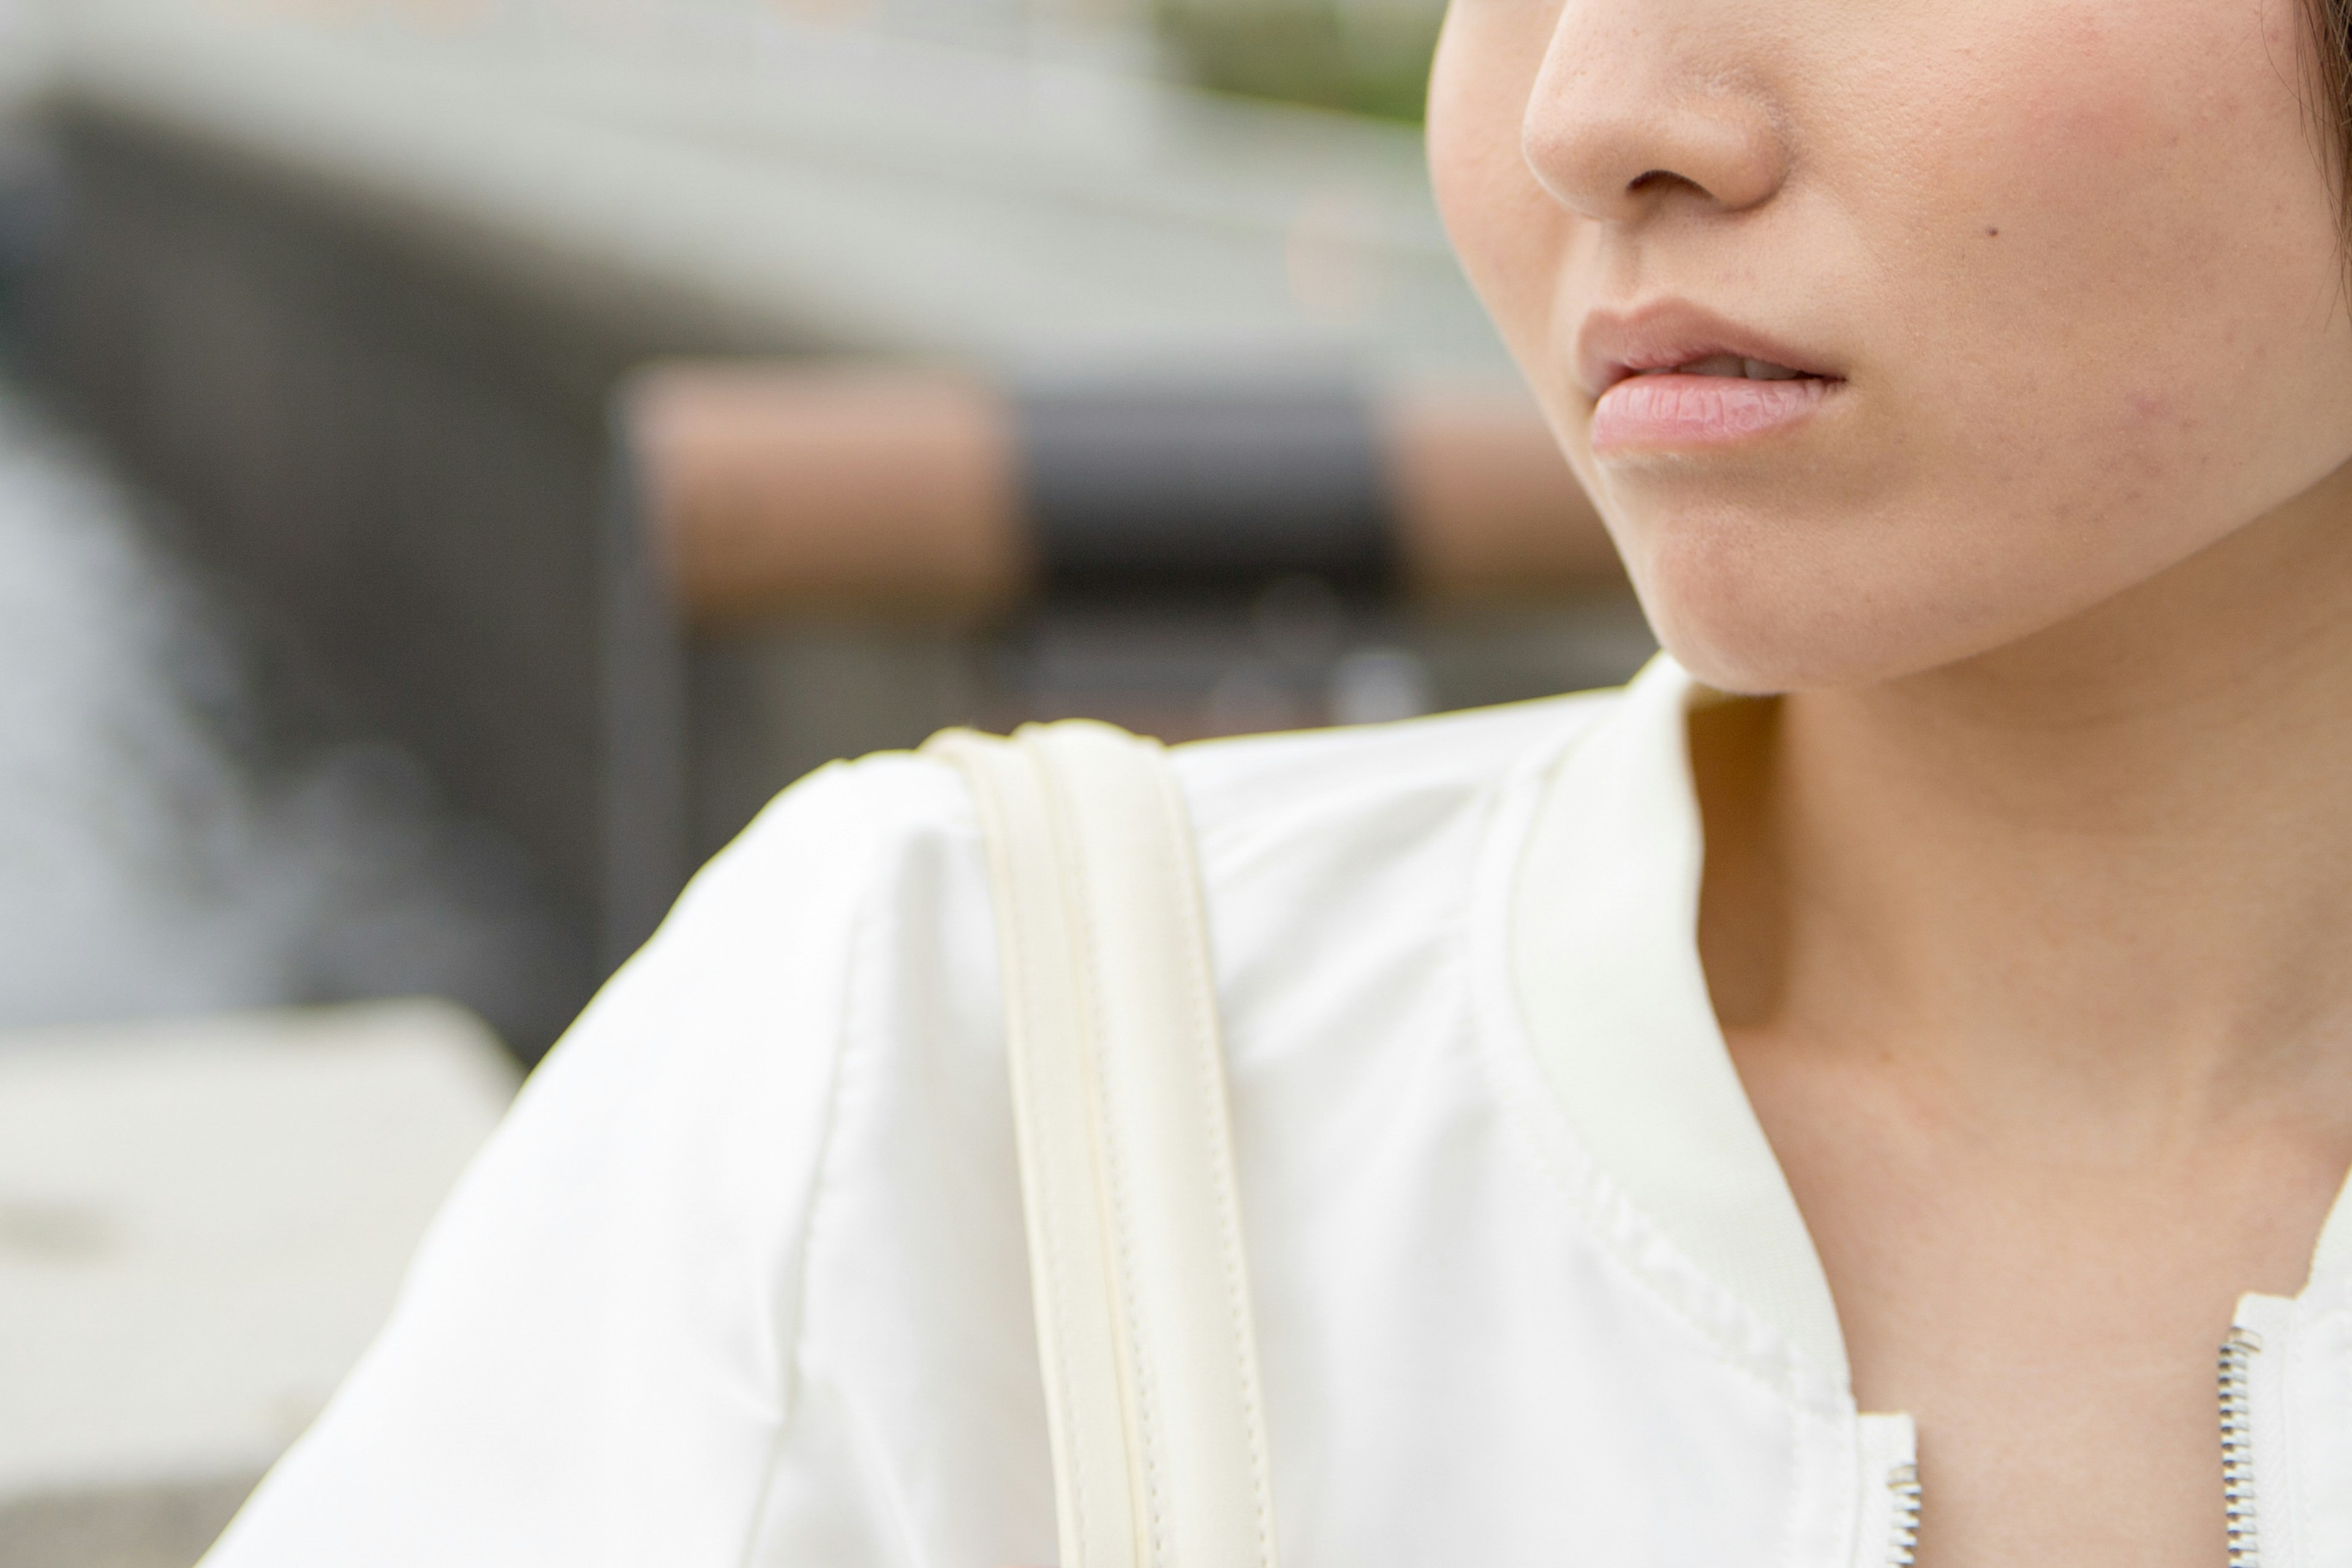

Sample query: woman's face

[1431,0,2352,692]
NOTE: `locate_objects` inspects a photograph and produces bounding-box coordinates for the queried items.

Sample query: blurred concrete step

[0,1000,518,1568]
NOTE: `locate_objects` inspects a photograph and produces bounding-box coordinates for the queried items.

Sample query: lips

[1593,374,1832,453]
[1636,353,1807,382]
[1578,303,1842,455]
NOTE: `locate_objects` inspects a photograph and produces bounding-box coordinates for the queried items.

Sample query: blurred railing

[607,363,1636,958]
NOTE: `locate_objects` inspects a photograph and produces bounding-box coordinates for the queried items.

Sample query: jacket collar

[1510,654,1850,1385]
[1512,654,2352,1393]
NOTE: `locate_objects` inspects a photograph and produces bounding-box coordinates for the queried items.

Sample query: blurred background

[0,1,1651,1563]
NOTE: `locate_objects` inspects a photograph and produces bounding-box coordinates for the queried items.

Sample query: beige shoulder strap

[925,721,1279,1568]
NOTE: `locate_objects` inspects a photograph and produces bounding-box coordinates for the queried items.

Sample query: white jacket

[202,656,2352,1567]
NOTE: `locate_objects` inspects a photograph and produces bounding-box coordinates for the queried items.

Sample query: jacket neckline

[1509,654,1852,1384]
[1507,655,2352,1397]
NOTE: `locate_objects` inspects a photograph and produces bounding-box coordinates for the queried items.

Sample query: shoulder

[611,685,1633,1079]
[682,745,980,923]
[1147,690,1625,1032]
[1169,687,1624,861]
[198,753,1011,1566]
[702,687,1626,925]
[473,745,1004,1261]
[605,744,1004,1102]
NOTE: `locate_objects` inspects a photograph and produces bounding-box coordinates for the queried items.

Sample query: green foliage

[1154,0,1445,124]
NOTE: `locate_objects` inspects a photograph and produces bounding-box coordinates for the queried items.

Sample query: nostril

[1628,168,1708,201]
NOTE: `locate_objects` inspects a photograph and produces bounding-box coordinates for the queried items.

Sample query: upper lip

[1576,301,1841,399]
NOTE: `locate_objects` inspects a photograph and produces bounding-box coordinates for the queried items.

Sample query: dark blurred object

[0,130,60,363]
[1020,379,1395,594]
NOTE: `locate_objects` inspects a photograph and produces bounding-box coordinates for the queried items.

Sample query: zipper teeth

[1885,1461,1921,1567]
[2220,1327,2264,1568]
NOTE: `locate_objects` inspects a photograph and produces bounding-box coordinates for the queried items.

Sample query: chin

[1621,518,2037,697]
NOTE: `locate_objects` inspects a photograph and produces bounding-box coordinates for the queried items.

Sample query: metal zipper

[2219,1326,2264,1567]
[1884,1462,1922,1567]
[1868,1316,2280,1568]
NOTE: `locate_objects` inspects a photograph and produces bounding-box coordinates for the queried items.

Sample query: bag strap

[925,721,1279,1568]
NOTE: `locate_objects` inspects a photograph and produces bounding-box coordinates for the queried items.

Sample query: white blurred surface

[0,1000,515,1502]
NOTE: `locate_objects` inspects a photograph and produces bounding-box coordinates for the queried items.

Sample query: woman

[205,0,2352,1563]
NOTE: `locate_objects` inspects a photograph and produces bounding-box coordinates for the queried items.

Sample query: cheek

[1877,1,2329,376]
[1845,0,2352,575]
[1861,9,2210,371]
[1427,7,1576,364]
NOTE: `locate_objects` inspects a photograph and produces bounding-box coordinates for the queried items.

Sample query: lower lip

[1590,373,1834,456]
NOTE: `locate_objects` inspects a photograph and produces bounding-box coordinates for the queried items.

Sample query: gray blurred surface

[43,0,1499,377]
[0,1477,256,1568]
[0,1004,515,1561]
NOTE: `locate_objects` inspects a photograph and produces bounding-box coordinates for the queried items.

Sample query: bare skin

[1690,493,2352,1561]
[1430,0,2352,1560]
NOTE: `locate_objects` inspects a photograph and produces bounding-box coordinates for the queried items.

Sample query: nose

[1521,1,1789,226]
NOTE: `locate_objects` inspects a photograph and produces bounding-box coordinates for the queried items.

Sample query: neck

[1698,467,2352,1142]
